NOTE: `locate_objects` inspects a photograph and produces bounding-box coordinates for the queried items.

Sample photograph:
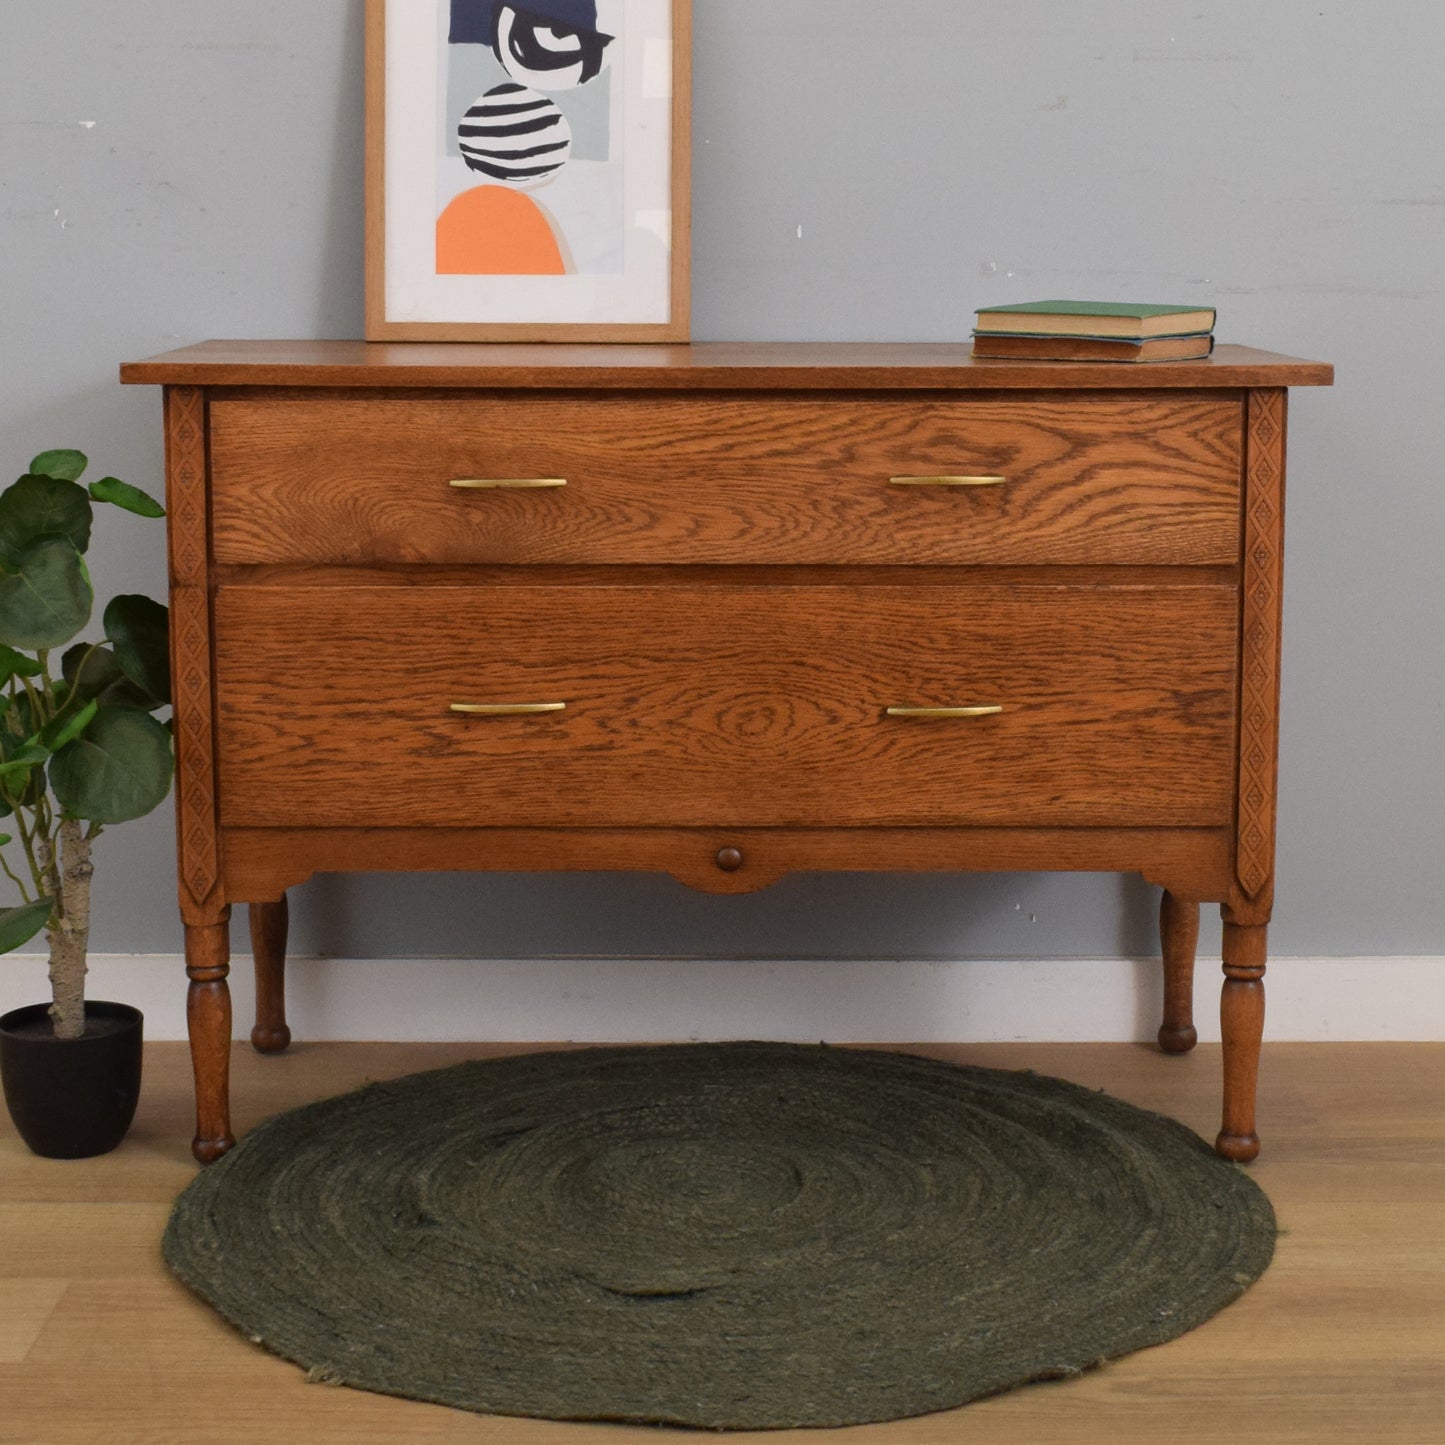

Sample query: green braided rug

[163,1042,1275,1430]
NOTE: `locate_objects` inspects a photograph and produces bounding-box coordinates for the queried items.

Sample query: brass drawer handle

[450,703,567,716]
[449,478,568,490]
[888,475,1007,487]
[886,705,1004,719]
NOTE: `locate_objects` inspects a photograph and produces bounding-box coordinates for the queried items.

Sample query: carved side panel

[167,386,208,586]
[1236,389,1287,903]
[165,386,223,921]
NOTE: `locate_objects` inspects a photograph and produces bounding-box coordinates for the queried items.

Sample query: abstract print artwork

[367,0,689,340]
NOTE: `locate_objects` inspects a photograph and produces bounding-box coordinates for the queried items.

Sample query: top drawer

[208,392,1243,567]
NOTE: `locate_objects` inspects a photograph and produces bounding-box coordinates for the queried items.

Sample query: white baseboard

[3,955,1443,1042]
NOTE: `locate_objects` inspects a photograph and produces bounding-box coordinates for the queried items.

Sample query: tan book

[971,333,1216,363]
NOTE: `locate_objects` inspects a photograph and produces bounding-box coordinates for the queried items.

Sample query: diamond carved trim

[166,386,208,587]
[1236,389,1286,901]
[164,386,220,909]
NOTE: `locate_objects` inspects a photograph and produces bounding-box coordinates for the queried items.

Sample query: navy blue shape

[449,0,494,44]
[450,0,600,44]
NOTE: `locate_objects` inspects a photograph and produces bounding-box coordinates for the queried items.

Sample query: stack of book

[971,301,1216,362]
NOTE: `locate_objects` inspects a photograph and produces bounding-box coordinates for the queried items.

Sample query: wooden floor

[2,1039,1443,1444]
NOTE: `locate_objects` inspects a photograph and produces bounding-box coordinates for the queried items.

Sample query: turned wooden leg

[1158,890,1199,1054]
[1217,920,1266,1162]
[249,895,292,1054]
[186,917,236,1164]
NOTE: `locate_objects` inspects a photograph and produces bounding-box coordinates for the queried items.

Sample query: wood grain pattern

[212,562,1242,591]
[0,1278,68,1363]
[1159,891,1200,1053]
[119,340,1336,391]
[220,825,1235,901]
[364,0,692,342]
[184,918,235,1164]
[667,0,693,342]
[362,0,385,341]
[1218,921,1268,1161]
[125,347,1330,1163]
[1236,388,1287,904]
[163,387,222,921]
[213,582,1239,831]
[248,897,290,1055]
[209,393,1243,567]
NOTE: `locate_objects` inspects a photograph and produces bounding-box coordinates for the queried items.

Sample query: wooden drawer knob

[715,847,744,873]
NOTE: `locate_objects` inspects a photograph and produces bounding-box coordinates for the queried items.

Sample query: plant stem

[17,671,48,730]
[5,658,103,1037]
[0,846,31,901]
[7,781,48,909]
[45,819,92,1039]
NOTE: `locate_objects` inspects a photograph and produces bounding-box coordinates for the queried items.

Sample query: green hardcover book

[973,300,1217,340]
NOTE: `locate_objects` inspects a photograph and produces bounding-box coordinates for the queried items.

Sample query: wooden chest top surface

[121,340,1333,391]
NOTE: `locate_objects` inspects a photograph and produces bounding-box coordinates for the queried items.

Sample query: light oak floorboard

[1,1041,1441,1444]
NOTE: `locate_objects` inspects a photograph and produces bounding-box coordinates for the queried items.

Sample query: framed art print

[365,0,690,340]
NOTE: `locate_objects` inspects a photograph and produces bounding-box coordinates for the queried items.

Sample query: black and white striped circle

[458,84,572,186]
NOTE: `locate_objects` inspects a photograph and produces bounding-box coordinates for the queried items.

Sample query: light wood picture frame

[365,0,691,341]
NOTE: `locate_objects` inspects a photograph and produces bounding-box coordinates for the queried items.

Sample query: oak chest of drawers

[122,341,1332,1165]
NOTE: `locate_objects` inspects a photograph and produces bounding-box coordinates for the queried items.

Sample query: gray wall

[1,1,1440,963]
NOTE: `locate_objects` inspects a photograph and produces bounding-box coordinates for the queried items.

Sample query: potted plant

[0,448,172,1158]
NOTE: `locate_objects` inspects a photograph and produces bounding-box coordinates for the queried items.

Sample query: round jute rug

[163,1042,1275,1430]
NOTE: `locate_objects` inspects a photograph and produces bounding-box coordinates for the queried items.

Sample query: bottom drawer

[214,582,1238,829]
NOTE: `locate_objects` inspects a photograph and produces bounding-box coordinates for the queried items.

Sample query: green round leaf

[49,707,174,823]
[0,742,50,784]
[0,643,42,683]
[0,474,93,560]
[0,537,93,649]
[104,594,170,705]
[0,896,55,954]
[60,642,156,711]
[89,476,165,518]
[28,449,87,482]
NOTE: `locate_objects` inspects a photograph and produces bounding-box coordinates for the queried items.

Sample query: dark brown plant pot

[0,1001,143,1159]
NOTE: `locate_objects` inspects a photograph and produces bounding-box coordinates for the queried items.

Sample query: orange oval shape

[436,186,566,276]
